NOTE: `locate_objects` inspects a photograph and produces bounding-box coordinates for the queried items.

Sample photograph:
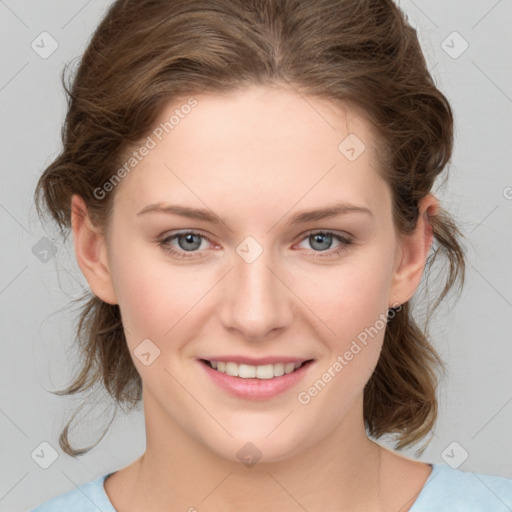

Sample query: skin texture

[72,84,436,512]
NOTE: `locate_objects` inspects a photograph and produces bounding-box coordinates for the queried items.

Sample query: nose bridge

[220,242,291,340]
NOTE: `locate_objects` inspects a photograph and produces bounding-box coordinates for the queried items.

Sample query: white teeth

[256,364,274,379]
[208,360,306,379]
[225,362,238,377]
[238,364,256,378]
[285,362,296,374]
[273,363,285,377]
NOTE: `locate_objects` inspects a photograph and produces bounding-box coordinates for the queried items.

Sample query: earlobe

[71,195,118,305]
[388,194,438,307]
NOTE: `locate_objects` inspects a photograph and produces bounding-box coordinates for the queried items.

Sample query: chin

[201,419,315,467]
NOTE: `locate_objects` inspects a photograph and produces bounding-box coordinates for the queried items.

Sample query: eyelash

[157,229,353,260]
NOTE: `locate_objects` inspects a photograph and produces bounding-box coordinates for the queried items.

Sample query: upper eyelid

[160,229,216,244]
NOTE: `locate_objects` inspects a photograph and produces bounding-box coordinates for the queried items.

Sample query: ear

[71,195,118,305]
[388,194,438,307]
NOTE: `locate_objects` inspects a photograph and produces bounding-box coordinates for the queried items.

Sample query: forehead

[157,85,379,162]
[113,85,391,222]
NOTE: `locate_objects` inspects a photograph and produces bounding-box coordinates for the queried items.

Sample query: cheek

[292,269,392,427]
[294,248,395,347]
[108,238,219,353]
[291,246,395,400]
[108,238,174,343]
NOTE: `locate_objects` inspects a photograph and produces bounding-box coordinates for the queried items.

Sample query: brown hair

[36,0,465,456]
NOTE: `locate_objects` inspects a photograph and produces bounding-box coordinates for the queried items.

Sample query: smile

[198,358,315,400]
[203,359,308,379]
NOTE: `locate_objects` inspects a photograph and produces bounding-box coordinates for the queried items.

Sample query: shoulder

[29,473,116,512]
[411,463,512,512]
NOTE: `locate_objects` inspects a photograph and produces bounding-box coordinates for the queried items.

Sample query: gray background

[1,0,511,510]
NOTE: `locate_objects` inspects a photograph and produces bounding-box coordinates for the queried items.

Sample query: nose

[217,247,293,342]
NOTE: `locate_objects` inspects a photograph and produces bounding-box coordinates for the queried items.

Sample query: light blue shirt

[30,463,512,511]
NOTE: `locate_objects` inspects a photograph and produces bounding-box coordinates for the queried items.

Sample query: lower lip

[197,359,314,400]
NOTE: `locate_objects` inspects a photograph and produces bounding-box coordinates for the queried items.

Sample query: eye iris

[310,233,332,251]
[178,233,202,251]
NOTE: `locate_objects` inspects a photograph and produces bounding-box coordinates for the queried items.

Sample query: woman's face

[97,85,412,463]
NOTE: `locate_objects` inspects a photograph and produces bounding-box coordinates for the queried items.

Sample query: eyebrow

[137,202,372,226]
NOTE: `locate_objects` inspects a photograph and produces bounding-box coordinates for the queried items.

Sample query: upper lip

[199,356,313,366]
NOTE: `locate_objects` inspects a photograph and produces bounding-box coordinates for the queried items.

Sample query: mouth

[198,357,315,400]
[200,359,314,379]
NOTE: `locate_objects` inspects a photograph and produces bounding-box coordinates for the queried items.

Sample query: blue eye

[173,232,203,251]
[158,230,352,260]
[158,230,211,259]
[308,232,336,251]
[297,231,353,258]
